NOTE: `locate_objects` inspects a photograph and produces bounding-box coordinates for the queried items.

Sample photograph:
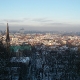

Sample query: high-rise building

[6,23,10,42]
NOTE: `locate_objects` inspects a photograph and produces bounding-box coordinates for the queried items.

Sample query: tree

[0,38,10,80]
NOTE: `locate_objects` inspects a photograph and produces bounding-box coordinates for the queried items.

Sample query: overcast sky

[0,0,80,31]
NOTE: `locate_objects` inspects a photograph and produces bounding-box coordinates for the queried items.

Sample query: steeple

[6,23,10,42]
[5,23,11,57]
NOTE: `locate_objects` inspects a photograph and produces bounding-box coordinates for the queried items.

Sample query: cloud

[48,22,64,25]
[0,23,5,25]
[23,18,30,20]
[0,18,80,32]
[43,22,71,27]
[32,18,53,22]
[0,22,80,32]
[3,19,23,22]
[0,18,30,23]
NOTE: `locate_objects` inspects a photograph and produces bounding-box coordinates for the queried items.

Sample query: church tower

[6,23,10,42]
[6,23,10,57]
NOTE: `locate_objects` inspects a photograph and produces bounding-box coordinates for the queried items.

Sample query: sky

[0,0,80,31]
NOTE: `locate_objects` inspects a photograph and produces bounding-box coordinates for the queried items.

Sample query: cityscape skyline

[0,1,80,79]
[0,0,80,31]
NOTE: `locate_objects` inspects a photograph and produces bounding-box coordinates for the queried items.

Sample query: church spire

[6,23,10,42]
